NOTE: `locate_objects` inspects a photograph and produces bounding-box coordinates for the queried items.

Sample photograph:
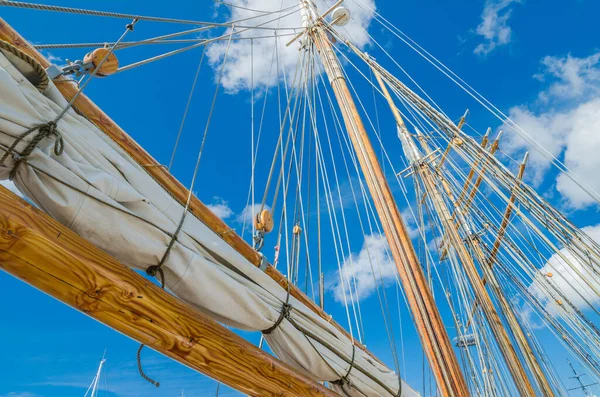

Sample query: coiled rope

[0,40,49,92]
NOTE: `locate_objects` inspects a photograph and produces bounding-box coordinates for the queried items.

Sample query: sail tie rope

[145,208,188,288]
[331,344,356,389]
[261,302,292,335]
[136,203,187,389]
[0,121,63,180]
[262,269,294,335]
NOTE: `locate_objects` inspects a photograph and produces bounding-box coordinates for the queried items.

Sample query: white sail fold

[0,52,419,397]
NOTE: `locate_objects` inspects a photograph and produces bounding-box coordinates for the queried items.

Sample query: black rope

[0,121,63,180]
[262,302,292,335]
[262,269,295,335]
[331,344,356,388]
[136,203,187,386]
[145,199,189,287]
[136,344,160,388]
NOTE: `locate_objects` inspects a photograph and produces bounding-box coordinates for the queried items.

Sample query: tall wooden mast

[301,2,469,396]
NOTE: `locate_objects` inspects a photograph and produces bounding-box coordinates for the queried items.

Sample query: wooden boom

[0,186,339,397]
[0,17,378,363]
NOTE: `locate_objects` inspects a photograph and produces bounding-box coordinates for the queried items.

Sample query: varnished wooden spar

[0,17,378,363]
[312,23,470,397]
[0,186,339,397]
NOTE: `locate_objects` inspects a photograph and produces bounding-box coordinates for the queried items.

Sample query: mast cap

[331,7,351,26]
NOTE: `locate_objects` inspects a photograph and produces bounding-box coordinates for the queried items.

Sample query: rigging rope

[0,0,302,29]
[168,46,207,171]
[116,7,301,74]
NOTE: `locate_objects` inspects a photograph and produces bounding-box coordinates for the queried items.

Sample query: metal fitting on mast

[46,47,119,79]
[253,209,274,252]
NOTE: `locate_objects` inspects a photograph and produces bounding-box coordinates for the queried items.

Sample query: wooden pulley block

[293,225,302,235]
[452,137,464,146]
[255,209,274,233]
[545,272,553,278]
[84,48,119,77]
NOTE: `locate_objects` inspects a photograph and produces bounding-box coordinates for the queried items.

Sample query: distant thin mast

[84,353,106,397]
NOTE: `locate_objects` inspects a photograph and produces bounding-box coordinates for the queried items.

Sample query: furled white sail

[0,50,419,396]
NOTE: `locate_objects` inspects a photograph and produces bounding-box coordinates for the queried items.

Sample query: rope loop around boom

[262,302,293,335]
[0,121,63,180]
[331,344,356,389]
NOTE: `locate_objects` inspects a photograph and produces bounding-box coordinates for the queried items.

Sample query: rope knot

[37,121,64,156]
[1,120,65,180]
[145,265,160,277]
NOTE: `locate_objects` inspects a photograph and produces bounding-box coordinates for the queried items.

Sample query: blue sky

[1,0,600,396]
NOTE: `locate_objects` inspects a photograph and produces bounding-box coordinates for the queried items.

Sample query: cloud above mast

[505,51,600,209]
[528,224,600,313]
[474,0,521,56]
[207,0,376,92]
[330,233,398,304]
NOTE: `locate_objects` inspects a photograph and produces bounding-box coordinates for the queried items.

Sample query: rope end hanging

[136,344,160,388]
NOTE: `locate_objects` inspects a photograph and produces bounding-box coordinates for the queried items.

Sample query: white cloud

[474,0,520,56]
[401,208,423,240]
[236,203,270,225]
[505,51,600,208]
[45,52,63,65]
[505,106,569,185]
[514,298,545,330]
[205,197,234,220]
[0,393,40,397]
[535,53,600,102]
[331,233,397,303]
[529,224,600,312]
[208,0,376,92]
[0,179,23,197]
[554,99,600,207]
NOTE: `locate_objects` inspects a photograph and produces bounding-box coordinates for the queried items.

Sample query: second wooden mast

[301,1,469,396]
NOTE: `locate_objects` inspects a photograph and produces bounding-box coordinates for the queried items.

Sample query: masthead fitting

[331,7,351,26]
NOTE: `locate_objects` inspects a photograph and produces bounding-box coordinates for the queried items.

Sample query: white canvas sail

[0,47,419,397]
